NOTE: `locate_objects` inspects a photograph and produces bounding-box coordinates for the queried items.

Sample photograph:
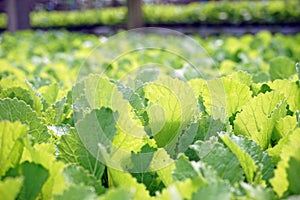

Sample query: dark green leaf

[5,161,49,200]
[130,144,164,196]
[287,156,300,195]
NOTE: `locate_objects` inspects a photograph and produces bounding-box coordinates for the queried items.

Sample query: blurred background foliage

[0,0,300,30]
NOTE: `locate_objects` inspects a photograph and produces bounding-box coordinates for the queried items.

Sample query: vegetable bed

[0,30,300,200]
[0,0,300,29]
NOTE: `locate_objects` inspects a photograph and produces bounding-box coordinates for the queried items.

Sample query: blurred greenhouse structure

[2,0,299,34]
[0,0,280,11]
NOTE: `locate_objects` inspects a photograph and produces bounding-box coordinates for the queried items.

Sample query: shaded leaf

[172,155,199,182]
[75,107,118,173]
[62,165,105,195]
[190,137,244,184]
[58,127,105,178]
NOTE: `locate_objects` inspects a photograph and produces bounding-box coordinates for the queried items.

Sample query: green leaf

[21,143,67,199]
[297,111,300,128]
[253,72,272,83]
[83,76,115,110]
[250,83,272,96]
[0,79,43,115]
[108,168,152,200]
[5,161,49,200]
[154,152,175,186]
[234,91,286,149]
[190,137,244,184]
[188,78,206,99]
[132,171,164,196]
[272,115,297,142]
[128,144,164,196]
[270,128,300,197]
[269,56,296,81]
[99,187,134,200]
[24,80,45,115]
[267,118,299,164]
[54,185,98,200]
[130,144,155,173]
[220,133,274,184]
[176,122,198,154]
[157,177,205,200]
[80,77,147,146]
[175,155,220,184]
[43,97,69,125]
[227,71,253,86]
[157,155,214,200]
[202,77,252,120]
[75,107,118,165]
[116,81,149,126]
[191,181,232,200]
[106,99,156,174]
[239,182,276,200]
[58,127,105,178]
[267,135,290,164]
[220,134,257,183]
[0,121,28,177]
[0,98,49,143]
[38,83,60,106]
[0,177,23,200]
[144,76,198,156]
[110,129,151,168]
[287,156,300,195]
[0,87,34,108]
[172,155,199,182]
[197,115,227,140]
[269,79,300,112]
[296,63,300,82]
[286,195,300,200]
[62,165,105,195]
